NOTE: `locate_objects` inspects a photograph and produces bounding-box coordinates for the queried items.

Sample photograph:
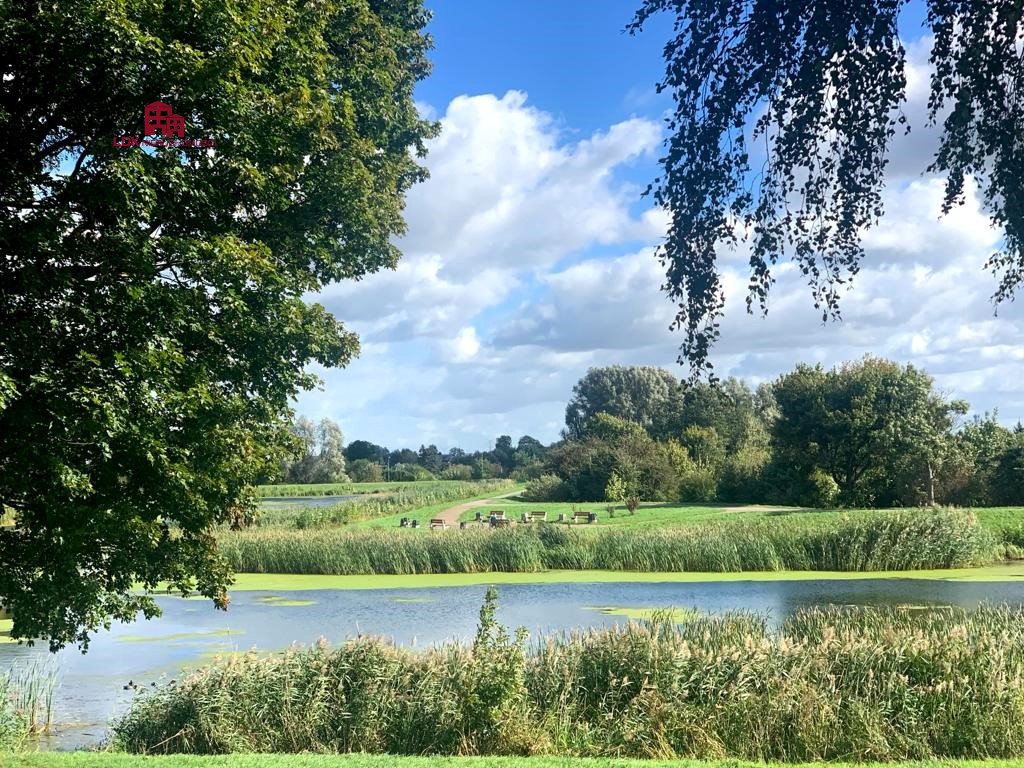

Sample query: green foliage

[804,468,840,509]
[630,0,1024,374]
[993,433,1024,506]
[546,431,677,503]
[521,474,567,503]
[769,358,960,507]
[604,472,626,506]
[564,366,681,439]
[220,507,997,575]
[347,459,384,484]
[390,463,436,482]
[0,0,436,649]
[440,464,473,481]
[113,601,1024,760]
[0,663,58,751]
[280,418,348,484]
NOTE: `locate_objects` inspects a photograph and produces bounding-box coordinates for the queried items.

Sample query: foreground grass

[13,758,1024,768]
[10,758,1024,768]
[110,602,1024,759]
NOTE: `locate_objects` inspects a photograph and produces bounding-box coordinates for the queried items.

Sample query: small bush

[521,474,566,502]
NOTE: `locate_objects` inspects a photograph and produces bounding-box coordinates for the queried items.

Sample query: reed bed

[219,508,997,574]
[257,481,488,498]
[253,480,514,529]
[112,596,1024,761]
[0,662,58,751]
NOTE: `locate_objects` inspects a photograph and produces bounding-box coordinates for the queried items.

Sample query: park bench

[572,511,594,524]
[491,518,511,528]
[429,518,447,530]
[530,511,547,523]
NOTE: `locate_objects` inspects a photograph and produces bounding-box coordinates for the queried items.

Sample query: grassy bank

[218,508,997,575]
[458,501,1024,533]
[13,757,1024,768]
[111,598,1024,760]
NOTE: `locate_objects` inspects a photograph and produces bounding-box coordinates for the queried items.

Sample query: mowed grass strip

[10,757,1024,768]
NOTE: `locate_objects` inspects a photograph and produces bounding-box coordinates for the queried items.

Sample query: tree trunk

[926,460,936,506]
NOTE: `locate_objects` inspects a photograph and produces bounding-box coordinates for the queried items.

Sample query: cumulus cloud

[299,56,1024,450]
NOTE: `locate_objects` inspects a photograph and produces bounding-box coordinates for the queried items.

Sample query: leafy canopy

[0,0,436,648]
[629,0,1024,375]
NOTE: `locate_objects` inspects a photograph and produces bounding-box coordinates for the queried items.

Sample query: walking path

[437,489,522,526]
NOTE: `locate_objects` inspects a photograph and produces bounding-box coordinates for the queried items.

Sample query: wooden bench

[491,518,511,528]
[572,511,593,524]
[530,510,547,523]
[489,510,506,519]
[429,518,447,530]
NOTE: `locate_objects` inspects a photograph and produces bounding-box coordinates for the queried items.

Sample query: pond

[4,575,1024,749]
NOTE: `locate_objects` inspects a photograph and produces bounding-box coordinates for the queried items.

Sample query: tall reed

[219,507,998,574]
[0,662,58,751]
[112,597,1024,761]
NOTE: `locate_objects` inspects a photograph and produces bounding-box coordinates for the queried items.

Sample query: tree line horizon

[288,355,1024,509]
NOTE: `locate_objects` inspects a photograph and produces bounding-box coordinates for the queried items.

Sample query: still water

[4,576,1024,749]
[259,495,359,507]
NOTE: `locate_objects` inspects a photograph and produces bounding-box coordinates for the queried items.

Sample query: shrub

[390,463,436,482]
[347,459,384,483]
[804,467,840,507]
[521,474,566,502]
[440,464,473,481]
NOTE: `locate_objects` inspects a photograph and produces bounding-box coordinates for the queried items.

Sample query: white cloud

[298,54,1024,450]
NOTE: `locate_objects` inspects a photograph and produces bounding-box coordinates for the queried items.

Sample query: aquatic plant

[0,662,58,751]
[112,600,1024,760]
[219,507,998,575]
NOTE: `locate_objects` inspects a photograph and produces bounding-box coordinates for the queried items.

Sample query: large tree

[769,357,963,506]
[564,366,682,439]
[630,1,1023,375]
[0,0,436,648]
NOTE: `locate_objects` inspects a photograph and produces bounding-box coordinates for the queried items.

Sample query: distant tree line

[527,359,1024,507]
[276,420,551,484]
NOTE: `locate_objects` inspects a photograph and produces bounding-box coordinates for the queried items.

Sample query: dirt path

[437,490,522,526]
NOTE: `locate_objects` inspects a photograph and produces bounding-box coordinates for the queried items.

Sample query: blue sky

[296,1,1024,452]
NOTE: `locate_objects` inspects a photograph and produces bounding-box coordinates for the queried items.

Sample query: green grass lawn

[8,755,1024,768]
[456,498,1024,533]
[350,485,525,529]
